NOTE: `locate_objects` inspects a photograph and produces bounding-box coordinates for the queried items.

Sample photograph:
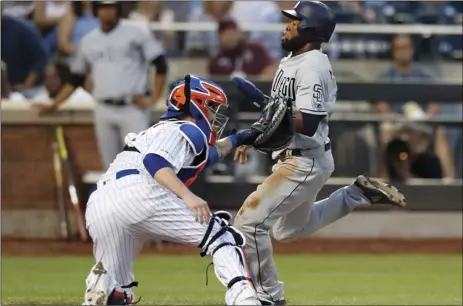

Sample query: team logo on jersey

[312,84,323,109]
[271,70,296,102]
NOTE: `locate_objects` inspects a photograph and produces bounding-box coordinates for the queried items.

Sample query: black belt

[123,145,141,153]
[102,99,126,106]
[280,142,331,157]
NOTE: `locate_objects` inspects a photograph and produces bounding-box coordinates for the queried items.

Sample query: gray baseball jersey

[71,22,163,101]
[270,49,337,149]
[235,50,348,303]
[70,22,164,168]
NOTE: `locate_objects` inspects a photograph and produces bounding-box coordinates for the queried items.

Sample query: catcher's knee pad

[199,214,246,256]
[198,215,252,281]
[214,210,233,226]
[83,262,138,305]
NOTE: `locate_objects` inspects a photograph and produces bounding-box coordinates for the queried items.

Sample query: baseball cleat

[83,261,108,305]
[354,175,406,207]
[259,298,286,305]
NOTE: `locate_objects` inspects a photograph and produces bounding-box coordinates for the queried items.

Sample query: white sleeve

[146,128,193,173]
[295,70,328,115]
[70,45,90,75]
[135,27,164,62]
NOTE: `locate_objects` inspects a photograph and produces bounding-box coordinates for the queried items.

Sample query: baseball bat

[56,126,88,242]
[51,127,70,240]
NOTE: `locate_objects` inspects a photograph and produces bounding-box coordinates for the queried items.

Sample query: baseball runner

[230,2,407,305]
[35,1,167,169]
[82,75,271,305]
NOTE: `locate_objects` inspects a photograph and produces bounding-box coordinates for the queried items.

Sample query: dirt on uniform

[2,238,461,257]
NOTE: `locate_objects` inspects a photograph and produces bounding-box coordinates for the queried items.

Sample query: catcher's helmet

[161,75,229,146]
[93,1,122,18]
[282,1,336,43]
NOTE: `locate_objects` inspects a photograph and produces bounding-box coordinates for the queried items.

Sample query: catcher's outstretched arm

[207,130,260,167]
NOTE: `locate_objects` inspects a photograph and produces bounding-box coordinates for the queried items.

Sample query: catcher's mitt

[250,97,295,153]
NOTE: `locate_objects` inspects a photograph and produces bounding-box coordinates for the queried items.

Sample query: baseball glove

[232,77,295,153]
[250,97,295,153]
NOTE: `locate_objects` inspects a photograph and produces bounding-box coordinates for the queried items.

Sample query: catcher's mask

[161,75,229,146]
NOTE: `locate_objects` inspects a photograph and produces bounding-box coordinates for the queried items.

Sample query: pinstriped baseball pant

[85,173,256,304]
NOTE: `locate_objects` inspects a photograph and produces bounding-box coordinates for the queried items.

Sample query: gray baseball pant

[94,102,150,169]
[234,149,369,302]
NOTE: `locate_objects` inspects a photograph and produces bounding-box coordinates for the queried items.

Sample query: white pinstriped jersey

[270,49,337,149]
[100,120,209,194]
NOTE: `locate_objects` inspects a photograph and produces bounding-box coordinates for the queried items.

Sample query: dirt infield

[2,238,461,257]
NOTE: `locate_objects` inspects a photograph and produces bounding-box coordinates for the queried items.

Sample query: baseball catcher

[83,75,270,305]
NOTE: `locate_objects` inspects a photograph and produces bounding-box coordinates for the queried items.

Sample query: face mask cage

[205,100,229,140]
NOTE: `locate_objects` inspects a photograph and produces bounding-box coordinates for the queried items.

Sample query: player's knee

[272,228,298,243]
[199,215,246,257]
[233,217,253,236]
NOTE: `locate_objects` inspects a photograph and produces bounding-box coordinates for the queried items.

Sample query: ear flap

[180,74,191,113]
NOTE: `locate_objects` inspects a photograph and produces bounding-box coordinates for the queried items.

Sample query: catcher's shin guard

[199,215,260,305]
[83,262,138,305]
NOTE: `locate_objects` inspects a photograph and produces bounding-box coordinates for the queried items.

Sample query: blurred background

[1,0,462,242]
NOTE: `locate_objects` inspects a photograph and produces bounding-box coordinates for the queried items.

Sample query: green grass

[2,254,462,305]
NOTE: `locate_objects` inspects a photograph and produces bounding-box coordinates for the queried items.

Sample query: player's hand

[183,192,211,224]
[132,95,154,110]
[234,145,249,164]
[32,103,58,116]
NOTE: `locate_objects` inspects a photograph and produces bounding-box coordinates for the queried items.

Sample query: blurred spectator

[185,1,233,57]
[1,1,36,19]
[374,34,455,179]
[1,60,27,102]
[375,34,438,117]
[32,60,93,104]
[57,1,99,65]
[208,18,274,78]
[415,1,458,24]
[128,1,176,53]
[230,1,281,60]
[33,1,70,33]
[1,15,49,98]
[381,124,444,183]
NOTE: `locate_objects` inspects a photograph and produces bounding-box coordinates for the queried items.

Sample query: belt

[102,99,126,106]
[90,169,140,194]
[280,142,331,158]
[123,145,141,153]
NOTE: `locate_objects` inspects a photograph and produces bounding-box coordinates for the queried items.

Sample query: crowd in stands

[1,1,461,181]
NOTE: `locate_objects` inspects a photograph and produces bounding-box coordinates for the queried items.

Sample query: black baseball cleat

[354,175,407,207]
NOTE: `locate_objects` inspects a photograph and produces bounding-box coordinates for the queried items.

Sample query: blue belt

[90,169,140,194]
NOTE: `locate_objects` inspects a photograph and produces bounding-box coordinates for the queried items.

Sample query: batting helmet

[282,1,336,43]
[93,1,122,18]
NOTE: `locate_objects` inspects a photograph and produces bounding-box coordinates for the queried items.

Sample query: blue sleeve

[143,153,173,177]
[206,146,220,167]
[206,135,239,167]
[300,112,326,137]
[22,23,48,75]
